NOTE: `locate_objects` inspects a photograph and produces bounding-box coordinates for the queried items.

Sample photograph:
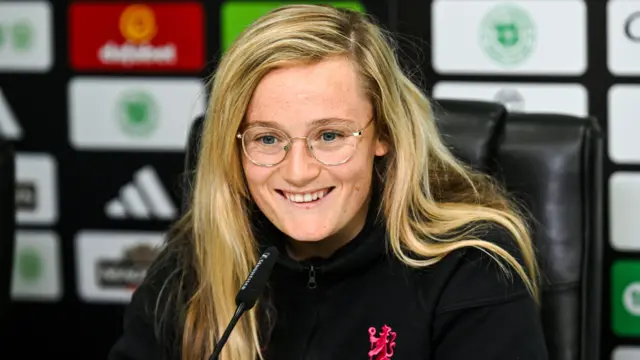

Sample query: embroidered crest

[368,325,396,360]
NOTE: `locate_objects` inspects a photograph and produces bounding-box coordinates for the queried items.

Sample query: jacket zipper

[301,264,321,360]
[307,264,317,289]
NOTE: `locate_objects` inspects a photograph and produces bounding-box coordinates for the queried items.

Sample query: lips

[277,187,335,203]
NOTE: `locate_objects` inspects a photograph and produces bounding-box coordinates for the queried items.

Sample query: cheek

[242,160,272,192]
[337,170,372,215]
[335,153,375,194]
[350,145,379,194]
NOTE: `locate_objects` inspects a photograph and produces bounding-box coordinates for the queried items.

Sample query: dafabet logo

[69,3,204,71]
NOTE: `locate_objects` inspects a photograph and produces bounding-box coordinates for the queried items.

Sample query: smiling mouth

[276,187,335,204]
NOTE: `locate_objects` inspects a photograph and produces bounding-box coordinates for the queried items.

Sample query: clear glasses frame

[237,118,374,167]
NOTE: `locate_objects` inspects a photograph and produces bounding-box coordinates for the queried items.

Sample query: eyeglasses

[237,119,373,167]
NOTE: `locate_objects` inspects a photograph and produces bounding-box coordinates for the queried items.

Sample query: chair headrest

[432,99,507,172]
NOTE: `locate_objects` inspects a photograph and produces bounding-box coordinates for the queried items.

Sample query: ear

[374,138,389,157]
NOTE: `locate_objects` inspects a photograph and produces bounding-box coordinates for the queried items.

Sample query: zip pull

[307,265,317,289]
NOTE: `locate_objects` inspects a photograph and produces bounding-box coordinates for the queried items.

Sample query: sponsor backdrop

[0,0,637,358]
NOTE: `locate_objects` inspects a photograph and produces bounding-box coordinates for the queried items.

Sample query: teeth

[284,189,330,203]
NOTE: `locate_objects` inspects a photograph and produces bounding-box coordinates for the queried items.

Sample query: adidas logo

[105,165,177,220]
[0,88,23,140]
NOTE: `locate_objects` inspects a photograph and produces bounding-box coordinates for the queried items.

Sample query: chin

[278,222,335,242]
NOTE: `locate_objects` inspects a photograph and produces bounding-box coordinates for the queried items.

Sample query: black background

[0,1,637,359]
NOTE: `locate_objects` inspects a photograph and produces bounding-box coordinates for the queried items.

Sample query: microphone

[208,246,279,360]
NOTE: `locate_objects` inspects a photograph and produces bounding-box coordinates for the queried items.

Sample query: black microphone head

[235,246,279,310]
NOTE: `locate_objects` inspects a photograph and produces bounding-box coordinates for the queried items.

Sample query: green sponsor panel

[611,260,640,336]
[221,1,364,52]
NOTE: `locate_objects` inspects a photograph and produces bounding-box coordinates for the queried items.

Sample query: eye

[316,128,347,142]
[247,129,285,146]
[258,135,278,145]
[321,131,338,142]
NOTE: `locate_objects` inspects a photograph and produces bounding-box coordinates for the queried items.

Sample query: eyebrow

[245,117,359,130]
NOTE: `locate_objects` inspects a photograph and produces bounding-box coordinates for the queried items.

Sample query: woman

[109,4,548,360]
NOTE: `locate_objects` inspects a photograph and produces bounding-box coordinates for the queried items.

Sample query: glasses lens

[309,125,357,165]
[242,127,288,165]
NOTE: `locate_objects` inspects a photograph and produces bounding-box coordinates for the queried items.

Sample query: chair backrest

[181,99,603,360]
[433,99,603,360]
[0,138,15,325]
[494,111,603,360]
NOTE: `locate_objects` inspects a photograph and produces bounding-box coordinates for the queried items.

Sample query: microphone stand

[207,245,278,360]
[208,303,247,360]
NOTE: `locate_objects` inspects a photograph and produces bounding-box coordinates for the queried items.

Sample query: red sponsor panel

[69,3,204,71]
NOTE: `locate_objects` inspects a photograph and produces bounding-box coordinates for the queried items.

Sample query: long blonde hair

[162,4,539,360]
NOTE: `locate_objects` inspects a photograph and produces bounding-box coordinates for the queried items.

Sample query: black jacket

[108,201,548,360]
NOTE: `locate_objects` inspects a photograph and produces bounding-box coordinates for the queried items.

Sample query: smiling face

[241,56,388,253]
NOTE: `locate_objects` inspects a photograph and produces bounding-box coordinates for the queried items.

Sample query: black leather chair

[0,137,15,327]
[181,99,603,360]
[431,99,603,360]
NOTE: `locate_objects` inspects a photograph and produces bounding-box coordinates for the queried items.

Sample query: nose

[279,138,321,187]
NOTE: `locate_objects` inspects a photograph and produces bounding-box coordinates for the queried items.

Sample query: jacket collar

[251,179,387,282]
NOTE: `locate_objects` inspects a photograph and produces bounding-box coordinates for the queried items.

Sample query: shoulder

[134,244,182,307]
[123,244,181,329]
[417,222,535,313]
[108,240,189,360]
[123,240,193,352]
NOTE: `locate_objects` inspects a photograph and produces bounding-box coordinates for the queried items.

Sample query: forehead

[245,57,371,129]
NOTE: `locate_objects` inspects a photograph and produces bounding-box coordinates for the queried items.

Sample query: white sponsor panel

[75,230,165,303]
[0,2,53,71]
[15,152,58,225]
[609,172,640,251]
[68,78,205,151]
[612,346,640,360]
[105,165,177,220]
[432,82,588,117]
[11,230,62,301]
[608,0,640,75]
[608,85,640,163]
[432,0,587,74]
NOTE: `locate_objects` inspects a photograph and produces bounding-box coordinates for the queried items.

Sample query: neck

[286,233,352,261]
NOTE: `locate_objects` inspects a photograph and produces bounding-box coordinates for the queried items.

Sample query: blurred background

[0,0,638,359]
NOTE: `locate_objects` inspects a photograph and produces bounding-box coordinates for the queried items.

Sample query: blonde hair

[161,4,540,360]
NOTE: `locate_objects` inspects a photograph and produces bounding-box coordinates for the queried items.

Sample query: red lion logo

[368,325,396,360]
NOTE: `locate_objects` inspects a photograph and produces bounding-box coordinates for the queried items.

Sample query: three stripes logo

[104,165,176,220]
